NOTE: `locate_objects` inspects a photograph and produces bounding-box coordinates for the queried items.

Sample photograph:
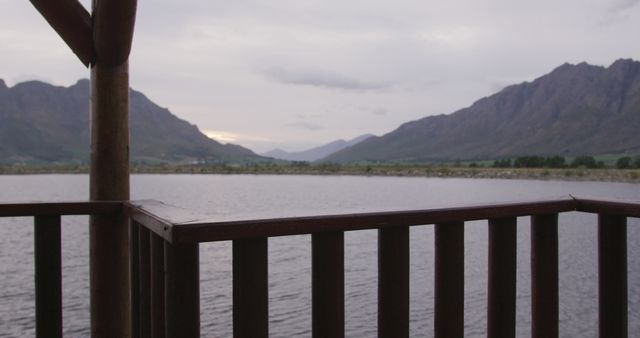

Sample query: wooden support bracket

[29,0,93,67]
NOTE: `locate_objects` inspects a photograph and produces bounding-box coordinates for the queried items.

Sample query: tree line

[491,155,640,169]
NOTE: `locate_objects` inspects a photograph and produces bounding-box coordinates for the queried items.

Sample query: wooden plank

[312,232,344,338]
[150,233,166,338]
[434,221,464,338]
[487,217,517,338]
[598,214,627,338]
[125,200,208,241]
[165,242,200,338]
[0,201,121,217]
[531,214,558,338]
[233,238,268,338]
[139,227,151,338]
[93,0,137,66]
[378,226,409,338]
[29,0,92,66]
[128,197,578,244]
[34,215,62,338]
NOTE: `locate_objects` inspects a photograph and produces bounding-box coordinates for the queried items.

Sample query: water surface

[0,174,638,337]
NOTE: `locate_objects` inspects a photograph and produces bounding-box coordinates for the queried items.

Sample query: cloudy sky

[2,0,640,152]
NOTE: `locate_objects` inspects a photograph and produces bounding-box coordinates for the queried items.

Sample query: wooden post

[312,232,345,338]
[598,214,627,338]
[233,238,269,338]
[531,214,559,338]
[487,217,517,338]
[89,1,137,336]
[89,60,131,338]
[150,233,166,338]
[378,226,409,338]
[165,242,200,338]
[434,221,464,338]
[34,215,63,338]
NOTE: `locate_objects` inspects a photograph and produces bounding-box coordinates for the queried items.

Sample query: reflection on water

[0,174,639,337]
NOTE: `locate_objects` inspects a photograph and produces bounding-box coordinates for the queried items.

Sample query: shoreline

[1,165,639,183]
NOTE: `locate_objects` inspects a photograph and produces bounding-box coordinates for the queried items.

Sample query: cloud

[371,107,387,116]
[264,67,389,91]
[600,0,640,25]
[285,122,325,131]
[609,0,640,12]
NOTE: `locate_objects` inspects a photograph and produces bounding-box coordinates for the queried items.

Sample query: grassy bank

[1,163,639,183]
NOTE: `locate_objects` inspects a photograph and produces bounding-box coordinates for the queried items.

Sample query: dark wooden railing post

[378,226,409,338]
[487,217,517,338]
[233,238,268,338]
[34,215,62,338]
[434,221,464,338]
[165,242,200,338]
[531,214,558,338]
[598,214,627,338]
[150,233,166,338]
[130,221,140,338]
[312,232,344,338]
[138,227,151,338]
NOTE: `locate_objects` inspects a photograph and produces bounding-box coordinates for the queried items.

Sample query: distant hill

[0,79,265,163]
[323,59,640,163]
[262,134,373,161]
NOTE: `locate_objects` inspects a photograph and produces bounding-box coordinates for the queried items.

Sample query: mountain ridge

[262,134,374,161]
[323,59,640,163]
[0,78,264,163]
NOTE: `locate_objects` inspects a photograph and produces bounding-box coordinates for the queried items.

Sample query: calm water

[0,174,639,337]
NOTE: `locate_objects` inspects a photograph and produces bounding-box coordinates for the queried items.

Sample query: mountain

[323,59,640,163]
[262,134,373,161]
[0,79,264,163]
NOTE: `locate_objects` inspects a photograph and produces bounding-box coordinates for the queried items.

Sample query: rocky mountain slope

[0,79,263,163]
[324,59,640,163]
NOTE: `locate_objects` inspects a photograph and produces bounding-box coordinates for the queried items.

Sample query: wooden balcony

[0,196,638,338]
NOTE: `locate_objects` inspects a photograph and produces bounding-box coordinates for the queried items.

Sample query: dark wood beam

[29,0,93,66]
[93,0,138,66]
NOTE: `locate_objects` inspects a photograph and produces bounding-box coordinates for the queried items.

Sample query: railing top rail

[0,201,122,217]
[574,197,640,217]
[126,195,640,244]
[1,196,637,243]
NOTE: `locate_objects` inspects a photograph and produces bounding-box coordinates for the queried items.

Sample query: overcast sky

[2,0,640,152]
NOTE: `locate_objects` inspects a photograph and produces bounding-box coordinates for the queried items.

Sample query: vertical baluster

[165,242,200,338]
[312,232,344,338]
[34,215,62,338]
[434,221,464,338]
[378,226,409,338]
[487,217,517,338]
[150,233,166,338]
[598,214,627,338]
[233,238,268,338]
[531,214,558,338]
[139,227,151,338]
[130,220,140,338]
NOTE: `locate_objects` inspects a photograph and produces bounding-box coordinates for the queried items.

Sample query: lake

[0,174,639,337]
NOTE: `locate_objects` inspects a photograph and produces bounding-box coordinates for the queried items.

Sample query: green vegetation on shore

[1,161,639,183]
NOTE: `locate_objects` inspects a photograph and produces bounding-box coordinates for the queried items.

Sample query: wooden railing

[1,196,638,338]
[126,196,639,338]
[0,201,122,338]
